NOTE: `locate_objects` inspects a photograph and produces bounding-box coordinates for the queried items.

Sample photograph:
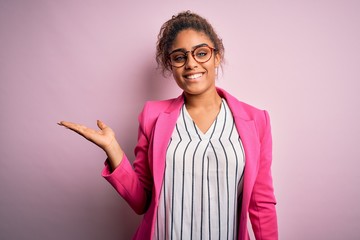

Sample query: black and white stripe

[154,99,245,240]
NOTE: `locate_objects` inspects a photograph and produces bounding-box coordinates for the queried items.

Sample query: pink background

[1,1,359,239]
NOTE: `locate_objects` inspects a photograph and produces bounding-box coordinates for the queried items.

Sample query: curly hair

[156,11,225,76]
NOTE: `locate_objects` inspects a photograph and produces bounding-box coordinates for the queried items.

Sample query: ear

[214,53,221,67]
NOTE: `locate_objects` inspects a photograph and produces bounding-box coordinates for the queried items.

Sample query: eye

[196,51,208,57]
[195,47,210,59]
[171,54,186,63]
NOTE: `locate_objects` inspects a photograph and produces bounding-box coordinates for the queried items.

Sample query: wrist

[104,139,124,171]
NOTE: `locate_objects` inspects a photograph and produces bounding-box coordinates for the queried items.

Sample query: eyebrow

[169,43,209,54]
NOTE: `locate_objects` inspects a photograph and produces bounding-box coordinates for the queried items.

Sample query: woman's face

[170,29,221,96]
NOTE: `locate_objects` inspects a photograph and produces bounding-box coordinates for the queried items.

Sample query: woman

[59,11,278,240]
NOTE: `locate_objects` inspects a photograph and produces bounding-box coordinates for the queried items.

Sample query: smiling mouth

[184,73,203,80]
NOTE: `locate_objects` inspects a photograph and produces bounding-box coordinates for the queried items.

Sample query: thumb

[97,120,107,130]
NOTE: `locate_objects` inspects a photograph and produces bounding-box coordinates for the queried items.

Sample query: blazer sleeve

[101,103,153,215]
[249,110,278,239]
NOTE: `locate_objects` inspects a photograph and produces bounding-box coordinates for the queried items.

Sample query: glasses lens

[170,52,186,67]
[194,46,212,63]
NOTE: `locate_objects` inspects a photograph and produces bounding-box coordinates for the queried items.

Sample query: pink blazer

[102,87,278,239]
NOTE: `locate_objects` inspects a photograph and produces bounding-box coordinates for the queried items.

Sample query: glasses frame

[168,44,217,68]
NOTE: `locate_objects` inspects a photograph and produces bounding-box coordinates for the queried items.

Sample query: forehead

[171,29,213,50]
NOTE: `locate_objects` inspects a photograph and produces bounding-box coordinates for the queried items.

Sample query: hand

[58,120,124,170]
[58,120,116,153]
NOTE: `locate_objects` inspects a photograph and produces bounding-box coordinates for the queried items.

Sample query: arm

[102,104,153,214]
[249,110,278,239]
[58,115,152,214]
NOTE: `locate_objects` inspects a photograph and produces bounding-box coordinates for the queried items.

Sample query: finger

[97,120,107,130]
[57,121,66,126]
[58,121,87,134]
[58,121,78,129]
[57,121,73,129]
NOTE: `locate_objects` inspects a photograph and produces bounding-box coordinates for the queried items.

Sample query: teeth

[186,73,203,79]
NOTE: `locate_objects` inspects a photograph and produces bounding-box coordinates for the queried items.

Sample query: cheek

[172,68,182,79]
[172,70,183,85]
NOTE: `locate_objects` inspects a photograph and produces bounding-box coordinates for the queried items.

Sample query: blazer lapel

[151,96,184,197]
[233,117,260,203]
[232,116,259,239]
[218,87,260,197]
[219,87,261,238]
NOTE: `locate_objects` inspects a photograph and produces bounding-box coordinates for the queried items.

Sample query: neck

[184,87,222,110]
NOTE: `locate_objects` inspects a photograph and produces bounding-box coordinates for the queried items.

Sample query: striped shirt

[153,99,245,240]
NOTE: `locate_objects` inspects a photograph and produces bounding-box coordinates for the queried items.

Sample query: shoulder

[218,87,271,138]
[141,97,181,117]
[137,95,183,135]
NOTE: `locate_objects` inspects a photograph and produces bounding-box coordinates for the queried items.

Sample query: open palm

[58,120,115,152]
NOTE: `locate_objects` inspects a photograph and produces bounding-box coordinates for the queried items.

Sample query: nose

[184,52,198,69]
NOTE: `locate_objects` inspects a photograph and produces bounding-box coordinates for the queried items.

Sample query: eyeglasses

[168,44,217,68]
